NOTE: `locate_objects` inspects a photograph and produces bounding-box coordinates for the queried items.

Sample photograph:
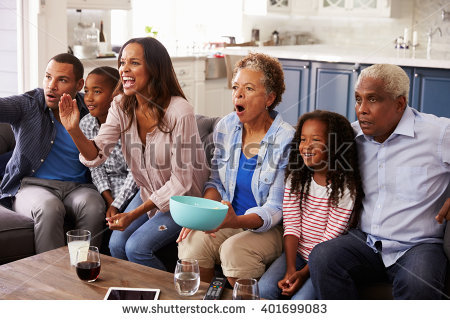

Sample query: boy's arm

[111,168,139,211]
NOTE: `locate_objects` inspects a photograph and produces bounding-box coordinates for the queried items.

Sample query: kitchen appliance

[73,22,99,59]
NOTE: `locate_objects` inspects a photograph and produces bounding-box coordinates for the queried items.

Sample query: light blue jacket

[204,111,295,233]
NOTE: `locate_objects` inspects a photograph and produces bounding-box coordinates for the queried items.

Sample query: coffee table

[0,247,232,300]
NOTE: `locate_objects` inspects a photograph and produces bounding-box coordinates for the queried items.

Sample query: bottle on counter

[98,20,107,55]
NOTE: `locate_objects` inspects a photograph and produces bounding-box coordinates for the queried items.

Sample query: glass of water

[174,259,200,296]
[232,278,260,300]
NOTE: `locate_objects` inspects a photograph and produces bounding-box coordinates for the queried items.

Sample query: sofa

[0,115,449,299]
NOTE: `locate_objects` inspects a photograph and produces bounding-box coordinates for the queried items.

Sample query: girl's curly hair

[285,110,364,228]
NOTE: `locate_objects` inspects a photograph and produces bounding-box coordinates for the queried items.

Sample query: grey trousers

[13,177,105,253]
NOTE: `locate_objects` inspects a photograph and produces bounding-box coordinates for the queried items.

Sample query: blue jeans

[109,191,181,271]
[309,228,448,299]
[259,252,317,300]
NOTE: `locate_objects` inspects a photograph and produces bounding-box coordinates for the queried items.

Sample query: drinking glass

[66,229,91,266]
[75,246,101,282]
[232,278,260,300]
[174,259,200,296]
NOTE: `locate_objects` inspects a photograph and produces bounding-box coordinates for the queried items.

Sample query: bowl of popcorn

[170,196,228,231]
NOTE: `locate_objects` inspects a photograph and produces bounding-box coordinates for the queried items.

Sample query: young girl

[59,37,209,271]
[258,110,363,299]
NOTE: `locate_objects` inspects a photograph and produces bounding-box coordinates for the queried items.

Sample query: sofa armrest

[0,205,35,264]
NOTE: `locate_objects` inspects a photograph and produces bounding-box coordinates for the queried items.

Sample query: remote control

[203,276,227,300]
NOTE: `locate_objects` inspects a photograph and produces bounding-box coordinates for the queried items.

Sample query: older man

[0,53,105,253]
[309,64,450,299]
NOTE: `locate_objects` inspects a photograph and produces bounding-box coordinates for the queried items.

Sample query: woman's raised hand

[58,93,80,132]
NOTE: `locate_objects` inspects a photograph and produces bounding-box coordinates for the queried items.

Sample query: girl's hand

[106,212,132,231]
[204,201,238,237]
[58,93,80,132]
[280,271,308,297]
[176,227,193,243]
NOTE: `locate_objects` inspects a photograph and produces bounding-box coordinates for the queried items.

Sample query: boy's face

[84,74,115,123]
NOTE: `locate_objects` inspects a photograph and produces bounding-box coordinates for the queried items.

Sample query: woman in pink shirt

[59,37,209,270]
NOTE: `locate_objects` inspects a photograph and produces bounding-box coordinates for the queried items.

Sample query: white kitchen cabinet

[172,58,206,115]
[67,0,131,10]
[245,0,319,16]
[318,0,391,17]
[205,78,234,118]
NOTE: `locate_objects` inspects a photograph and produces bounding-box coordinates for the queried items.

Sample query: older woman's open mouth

[235,105,245,115]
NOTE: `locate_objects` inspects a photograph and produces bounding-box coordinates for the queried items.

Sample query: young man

[308,64,450,299]
[0,53,105,253]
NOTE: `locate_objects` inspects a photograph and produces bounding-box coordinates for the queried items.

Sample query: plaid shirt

[80,114,138,210]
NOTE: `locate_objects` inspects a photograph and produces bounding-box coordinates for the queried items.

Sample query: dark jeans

[309,228,448,299]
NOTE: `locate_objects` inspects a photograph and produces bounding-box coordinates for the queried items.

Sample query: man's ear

[396,95,407,113]
[76,78,84,92]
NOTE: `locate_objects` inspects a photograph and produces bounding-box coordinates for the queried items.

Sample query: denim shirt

[205,111,295,233]
[0,88,88,208]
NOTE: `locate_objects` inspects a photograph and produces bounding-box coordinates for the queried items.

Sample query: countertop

[222,44,450,70]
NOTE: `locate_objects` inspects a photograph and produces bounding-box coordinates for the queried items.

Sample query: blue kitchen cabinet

[411,68,450,118]
[310,62,359,122]
[277,59,310,126]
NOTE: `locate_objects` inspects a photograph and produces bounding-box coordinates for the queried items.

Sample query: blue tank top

[231,152,258,215]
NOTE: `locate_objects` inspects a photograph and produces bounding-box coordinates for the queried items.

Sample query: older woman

[177,53,295,286]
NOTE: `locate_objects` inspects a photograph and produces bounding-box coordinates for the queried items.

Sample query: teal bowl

[170,196,228,231]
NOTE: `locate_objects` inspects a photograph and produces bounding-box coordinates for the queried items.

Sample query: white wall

[0,0,18,96]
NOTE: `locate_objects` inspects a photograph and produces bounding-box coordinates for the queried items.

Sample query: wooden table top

[0,247,232,300]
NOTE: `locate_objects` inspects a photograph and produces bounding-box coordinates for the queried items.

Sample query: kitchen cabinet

[67,0,131,10]
[310,62,358,122]
[411,68,450,118]
[277,59,310,126]
[205,78,234,118]
[318,0,391,17]
[244,0,318,16]
[172,58,206,115]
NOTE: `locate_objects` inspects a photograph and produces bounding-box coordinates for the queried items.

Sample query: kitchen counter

[222,44,450,69]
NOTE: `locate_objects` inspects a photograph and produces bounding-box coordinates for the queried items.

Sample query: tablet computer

[104,287,160,300]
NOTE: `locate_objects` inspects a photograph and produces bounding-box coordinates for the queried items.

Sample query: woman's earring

[265,106,269,111]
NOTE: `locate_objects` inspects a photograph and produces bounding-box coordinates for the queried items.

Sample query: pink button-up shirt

[80,95,210,217]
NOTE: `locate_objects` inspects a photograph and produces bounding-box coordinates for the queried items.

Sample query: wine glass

[232,278,260,300]
[75,246,101,282]
[174,259,200,296]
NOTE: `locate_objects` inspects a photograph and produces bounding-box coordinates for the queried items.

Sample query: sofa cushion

[195,114,221,166]
[0,205,34,264]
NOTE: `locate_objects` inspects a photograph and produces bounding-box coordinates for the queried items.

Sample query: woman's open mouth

[235,105,245,114]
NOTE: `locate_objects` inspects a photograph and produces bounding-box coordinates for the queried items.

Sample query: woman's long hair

[114,37,186,133]
[285,110,364,228]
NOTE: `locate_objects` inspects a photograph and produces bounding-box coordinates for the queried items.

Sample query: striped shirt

[80,113,138,211]
[283,176,355,261]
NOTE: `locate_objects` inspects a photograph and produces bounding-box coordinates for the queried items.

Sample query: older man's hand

[435,198,450,224]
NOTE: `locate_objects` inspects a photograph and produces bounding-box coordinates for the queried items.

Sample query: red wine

[76,261,101,281]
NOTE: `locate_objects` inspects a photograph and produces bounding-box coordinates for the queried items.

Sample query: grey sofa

[0,115,449,299]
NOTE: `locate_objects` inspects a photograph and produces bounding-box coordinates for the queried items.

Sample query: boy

[79,67,138,219]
